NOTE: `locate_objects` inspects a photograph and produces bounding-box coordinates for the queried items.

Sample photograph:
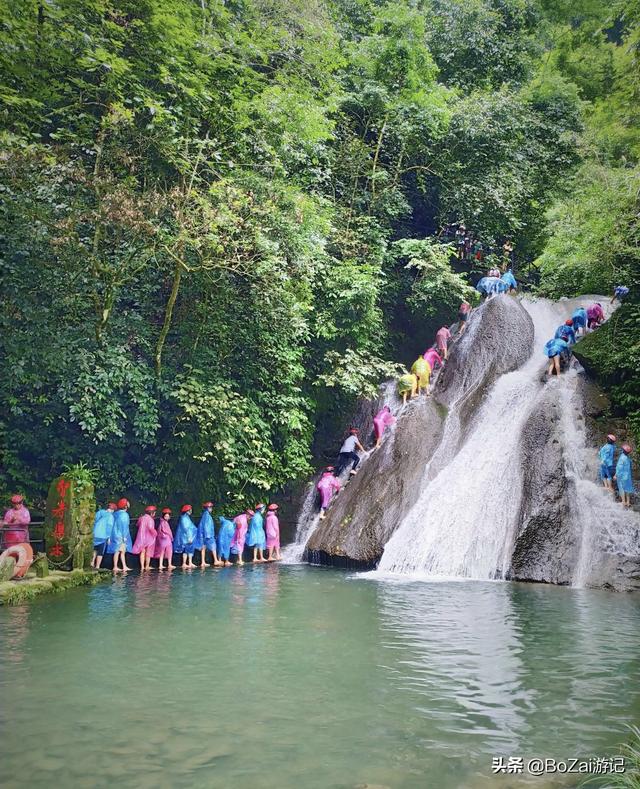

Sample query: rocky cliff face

[305,295,535,567]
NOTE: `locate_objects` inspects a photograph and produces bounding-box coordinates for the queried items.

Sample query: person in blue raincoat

[246,503,267,563]
[174,504,197,569]
[501,269,517,292]
[476,276,507,298]
[91,501,116,570]
[571,306,588,337]
[107,498,133,573]
[194,501,222,568]
[611,285,629,304]
[598,435,617,492]
[544,337,570,376]
[615,444,635,507]
[216,516,236,567]
[555,319,576,346]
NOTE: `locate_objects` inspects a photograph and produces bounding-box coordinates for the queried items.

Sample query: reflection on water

[1,567,639,789]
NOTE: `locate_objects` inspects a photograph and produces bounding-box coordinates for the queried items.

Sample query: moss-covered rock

[0,555,17,582]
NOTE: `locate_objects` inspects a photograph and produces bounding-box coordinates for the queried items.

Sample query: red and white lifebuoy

[0,543,34,579]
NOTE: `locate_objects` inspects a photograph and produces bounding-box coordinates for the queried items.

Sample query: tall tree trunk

[155,258,182,378]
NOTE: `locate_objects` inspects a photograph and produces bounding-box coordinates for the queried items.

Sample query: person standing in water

[194,501,222,568]
[107,498,133,573]
[132,505,158,571]
[265,504,281,561]
[336,428,365,476]
[410,356,431,396]
[174,504,197,569]
[555,319,576,346]
[1,494,31,548]
[571,306,588,337]
[317,466,341,520]
[598,435,617,493]
[247,503,267,563]
[217,516,236,567]
[616,444,635,507]
[154,508,176,571]
[373,405,396,448]
[457,301,471,335]
[544,337,570,376]
[231,508,252,566]
[91,501,116,569]
[435,325,452,360]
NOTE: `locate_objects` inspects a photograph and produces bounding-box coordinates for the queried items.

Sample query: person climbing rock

[457,301,471,335]
[107,498,133,573]
[91,501,116,569]
[265,503,281,561]
[411,356,431,396]
[194,501,222,568]
[571,306,588,337]
[1,494,31,549]
[544,337,570,376]
[154,508,175,570]
[247,503,267,563]
[373,405,396,448]
[216,515,236,567]
[397,372,417,404]
[598,435,617,492]
[555,319,576,346]
[174,504,197,569]
[231,509,252,565]
[611,285,629,304]
[616,444,635,507]
[132,505,158,571]
[501,269,517,292]
[587,302,605,330]
[336,428,365,476]
[317,467,341,520]
[435,325,453,360]
[423,347,443,371]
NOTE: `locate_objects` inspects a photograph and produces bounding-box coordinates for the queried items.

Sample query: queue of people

[91,499,282,572]
[544,301,606,377]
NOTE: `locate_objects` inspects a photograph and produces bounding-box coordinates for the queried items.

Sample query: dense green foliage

[0,0,637,505]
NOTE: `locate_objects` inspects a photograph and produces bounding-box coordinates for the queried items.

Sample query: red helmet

[107,502,117,510]
[180,504,192,513]
[162,507,172,515]
[10,494,24,505]
[622,444,632,453]
[349,427,359,434]
[117,498,130,509]
[202,501,213,508]
[245,508,255,516]
[145,505,157,514]
[268,503,279,511]
[607,434,616,442]
[325,466,335,472]
[565,319,573,326]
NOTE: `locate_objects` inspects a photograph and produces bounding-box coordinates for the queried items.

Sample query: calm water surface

[1,566,639,789]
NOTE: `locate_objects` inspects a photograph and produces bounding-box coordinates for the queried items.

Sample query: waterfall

[377,297,627,581]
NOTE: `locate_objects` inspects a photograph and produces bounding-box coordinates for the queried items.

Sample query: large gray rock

[305,294,535,567]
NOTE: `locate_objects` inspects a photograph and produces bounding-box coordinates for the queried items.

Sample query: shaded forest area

[1,0,638,507]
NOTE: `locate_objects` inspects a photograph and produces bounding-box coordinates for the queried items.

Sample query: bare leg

[140,549,146,570]
[252,548,258,563]
[95,553,103,569]
[200,548,209,568]
[91,550,97,569]
[123,552,132,571]
[258,549,266,562]
[213,550,222,566]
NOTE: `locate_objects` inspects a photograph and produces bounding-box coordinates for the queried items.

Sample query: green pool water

[1,566,639,789]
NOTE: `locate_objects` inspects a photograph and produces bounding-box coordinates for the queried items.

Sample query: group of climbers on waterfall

[543,301,606,377]
[598,436,635,507]
[476,265,518,298]
[89,499,282,572]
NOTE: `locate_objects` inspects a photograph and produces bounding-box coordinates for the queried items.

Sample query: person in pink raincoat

[587,302,605,330]
[422,347,443,371]
[317,467,341,520]
[154,508,176,570]
[231,509,253,566]
[435,326,453,359]
[265,503,281,561]
[2,494,31,548]
[132,505,158,571]
[373,405,396,448]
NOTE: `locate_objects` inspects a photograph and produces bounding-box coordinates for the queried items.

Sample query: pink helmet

[10,494,24,505]
[622,444,632,454]
[607,434,616,442]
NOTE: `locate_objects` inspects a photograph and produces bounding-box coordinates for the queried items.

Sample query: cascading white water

[378,298,583,579]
